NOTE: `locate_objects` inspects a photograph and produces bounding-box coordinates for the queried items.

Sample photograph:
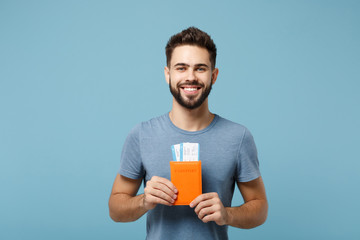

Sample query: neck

[169,99,214,132]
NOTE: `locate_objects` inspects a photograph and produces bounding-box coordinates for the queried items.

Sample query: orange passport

[170,161,202,205]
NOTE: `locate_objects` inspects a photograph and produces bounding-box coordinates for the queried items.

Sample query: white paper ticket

[171,142,199,161]
[171,144,181,161]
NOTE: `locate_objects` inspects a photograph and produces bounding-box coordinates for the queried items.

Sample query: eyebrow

[174,63,210,68]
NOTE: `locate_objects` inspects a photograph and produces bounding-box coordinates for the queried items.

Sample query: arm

[190,176,268,229]
[109,174,178,222]
[108,174,145,222]
[227,176,268,228]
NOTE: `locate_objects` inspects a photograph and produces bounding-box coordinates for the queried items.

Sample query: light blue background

[1,0,359,239]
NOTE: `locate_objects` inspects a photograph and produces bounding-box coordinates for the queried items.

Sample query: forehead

[170,45,211,66]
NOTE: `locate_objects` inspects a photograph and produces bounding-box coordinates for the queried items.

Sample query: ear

[211,68,219,85]
[164,66,170,84]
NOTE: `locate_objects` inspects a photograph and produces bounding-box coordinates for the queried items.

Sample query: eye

[176,67,186,71]
[196,67,206,72]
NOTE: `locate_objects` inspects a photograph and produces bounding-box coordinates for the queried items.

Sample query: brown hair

[165,27,217,69]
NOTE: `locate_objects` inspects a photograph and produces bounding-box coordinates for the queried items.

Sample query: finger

[151,176,178,193]
[198,205,216,220]
[194,199,214,215]
[145,185,176,203]
[148,181,178,200]
[202,213,218,223]
[148,188,176,204]
[190,192,217,208]
[146,194,173,207]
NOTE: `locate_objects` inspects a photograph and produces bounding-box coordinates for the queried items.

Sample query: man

[109,27,268,239]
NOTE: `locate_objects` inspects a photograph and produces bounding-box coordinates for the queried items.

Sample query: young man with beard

[109,27,268,239]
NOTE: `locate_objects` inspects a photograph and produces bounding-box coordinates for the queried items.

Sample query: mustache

[177,81,205,88]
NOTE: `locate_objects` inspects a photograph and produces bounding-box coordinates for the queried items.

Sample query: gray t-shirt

[119,113,261,240]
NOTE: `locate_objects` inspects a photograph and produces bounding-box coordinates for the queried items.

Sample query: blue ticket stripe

[198,143,200,161]
[180,143,183,161]
[171,145,177,161]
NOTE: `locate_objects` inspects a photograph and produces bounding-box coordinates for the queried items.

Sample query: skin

[109,45,268,228]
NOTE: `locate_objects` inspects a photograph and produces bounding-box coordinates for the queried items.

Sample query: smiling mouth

[181,87,201,91]
[180,86,202,94]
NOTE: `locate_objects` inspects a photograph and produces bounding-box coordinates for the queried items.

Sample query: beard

[169,78,213,110]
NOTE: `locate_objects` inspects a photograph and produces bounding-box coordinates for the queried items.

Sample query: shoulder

[141,114,167,128]
[215,115,249,134]
[128,113,169,137]
[214,115,256,143]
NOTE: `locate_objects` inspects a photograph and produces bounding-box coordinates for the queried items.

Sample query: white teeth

[184,88,197,91]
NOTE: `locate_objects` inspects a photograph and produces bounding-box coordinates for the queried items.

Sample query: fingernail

[189,203,193,208]
[173,194,177,199]
[174,189,178,193]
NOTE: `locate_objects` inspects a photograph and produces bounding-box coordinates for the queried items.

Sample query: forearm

[226,199,268,229]
[109,193,147,222]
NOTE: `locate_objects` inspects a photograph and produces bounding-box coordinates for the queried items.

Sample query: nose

[187,68,196,81]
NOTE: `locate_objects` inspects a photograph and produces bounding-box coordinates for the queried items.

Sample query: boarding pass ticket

[171,142,199,161]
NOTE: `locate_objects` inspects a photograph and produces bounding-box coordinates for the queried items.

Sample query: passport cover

[170,161,202,205]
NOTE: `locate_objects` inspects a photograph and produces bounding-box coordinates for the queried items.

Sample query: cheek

[169,75,183,85]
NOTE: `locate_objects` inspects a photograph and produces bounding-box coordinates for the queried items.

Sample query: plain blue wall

[1,0,359,239]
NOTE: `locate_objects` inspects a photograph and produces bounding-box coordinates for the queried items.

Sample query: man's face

[165,45,218,110]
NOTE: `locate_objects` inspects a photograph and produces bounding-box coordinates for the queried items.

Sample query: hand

[190,192,229,225]
[143,176,178,210]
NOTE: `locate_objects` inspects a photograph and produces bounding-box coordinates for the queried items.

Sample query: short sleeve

[236,128,261,182]
[118,124,145,179]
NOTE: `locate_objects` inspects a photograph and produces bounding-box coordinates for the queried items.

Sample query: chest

[140,136,239,189]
